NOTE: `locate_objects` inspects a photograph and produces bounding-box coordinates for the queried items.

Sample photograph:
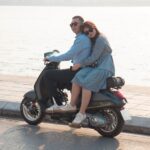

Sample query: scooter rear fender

[90,90,126,108]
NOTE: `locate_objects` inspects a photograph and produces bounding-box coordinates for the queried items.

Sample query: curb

[123,117,150,135]
[0,101,21,118]
[0,101,150,135]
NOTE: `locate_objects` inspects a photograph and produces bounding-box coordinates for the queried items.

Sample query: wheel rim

[100,108,118,133]
[22,100,41,121]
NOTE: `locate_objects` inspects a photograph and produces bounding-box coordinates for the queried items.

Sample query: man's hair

[72,16,84,24]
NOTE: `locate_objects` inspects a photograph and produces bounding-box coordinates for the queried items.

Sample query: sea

[0,6,150,86]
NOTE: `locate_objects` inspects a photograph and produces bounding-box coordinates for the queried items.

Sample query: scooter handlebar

[43,57,51,65]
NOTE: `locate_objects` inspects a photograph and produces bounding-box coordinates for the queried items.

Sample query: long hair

[83,21,101,44]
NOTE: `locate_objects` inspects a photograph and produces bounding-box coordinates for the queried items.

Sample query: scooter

[20,50,130,138]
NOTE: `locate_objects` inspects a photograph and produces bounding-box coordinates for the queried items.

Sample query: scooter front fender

[24,90,36,100]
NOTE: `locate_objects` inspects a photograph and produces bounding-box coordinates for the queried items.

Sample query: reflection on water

[0,6,150,86]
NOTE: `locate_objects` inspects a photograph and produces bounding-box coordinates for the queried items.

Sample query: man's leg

[40,68,77,106]
[54,82,81,112]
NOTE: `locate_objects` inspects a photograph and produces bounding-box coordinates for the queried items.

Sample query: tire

[20,98,45,125]
[95,108,124,138]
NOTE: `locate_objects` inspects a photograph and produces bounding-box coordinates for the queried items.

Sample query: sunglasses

[84,28,93,35]
[70,22,78,27]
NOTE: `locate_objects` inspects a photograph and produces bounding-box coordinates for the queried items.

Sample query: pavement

[0,74,150,135]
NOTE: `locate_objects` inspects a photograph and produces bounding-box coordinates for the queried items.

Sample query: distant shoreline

[0,0,150,6]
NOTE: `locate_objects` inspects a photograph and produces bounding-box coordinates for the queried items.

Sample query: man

[40,16,91,111]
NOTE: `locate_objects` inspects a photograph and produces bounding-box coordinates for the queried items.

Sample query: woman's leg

[70,83,81,106]
[70,88,92,126]
[79,88,92,114]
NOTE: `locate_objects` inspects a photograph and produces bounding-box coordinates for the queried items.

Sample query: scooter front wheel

[20,98,45,125]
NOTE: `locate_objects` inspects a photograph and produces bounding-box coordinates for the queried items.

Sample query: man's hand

[72,64,81,71]
[43,56,49,64]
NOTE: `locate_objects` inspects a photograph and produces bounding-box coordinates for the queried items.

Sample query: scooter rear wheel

[95,108,124,137]
[20,98,45,125]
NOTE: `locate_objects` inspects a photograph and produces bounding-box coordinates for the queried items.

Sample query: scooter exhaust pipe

[82,113,107,128]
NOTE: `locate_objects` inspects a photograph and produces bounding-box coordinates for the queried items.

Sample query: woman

[59,21,115,127]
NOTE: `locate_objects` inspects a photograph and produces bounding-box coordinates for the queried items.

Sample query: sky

[0,0,150,6]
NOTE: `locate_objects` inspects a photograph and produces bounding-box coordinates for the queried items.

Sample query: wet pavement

[0,117,150,150]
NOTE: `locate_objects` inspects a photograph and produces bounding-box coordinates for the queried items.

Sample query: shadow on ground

[0,123,119,150]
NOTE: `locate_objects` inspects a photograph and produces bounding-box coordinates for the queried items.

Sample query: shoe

[69,112,86,128]
[58,103,77,112]
[45,104,60,113]
[46,103,76,113]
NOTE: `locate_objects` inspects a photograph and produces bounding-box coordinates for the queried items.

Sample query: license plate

[121,109,131,121]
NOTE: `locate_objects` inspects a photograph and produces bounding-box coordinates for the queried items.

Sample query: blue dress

[72,35,115,92]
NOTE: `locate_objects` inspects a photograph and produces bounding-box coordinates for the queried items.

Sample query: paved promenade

[0,74,150,135]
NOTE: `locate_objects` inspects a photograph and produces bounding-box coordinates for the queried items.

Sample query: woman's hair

[83,21,101,39]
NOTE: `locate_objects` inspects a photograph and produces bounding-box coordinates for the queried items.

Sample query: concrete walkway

[0,74,150,135]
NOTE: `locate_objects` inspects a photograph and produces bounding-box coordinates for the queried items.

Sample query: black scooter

[20,50,130,138]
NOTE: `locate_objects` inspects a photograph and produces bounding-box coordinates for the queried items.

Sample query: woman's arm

[80,37,106,67]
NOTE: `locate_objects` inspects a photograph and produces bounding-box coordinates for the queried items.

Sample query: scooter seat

[106,76,125,89]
